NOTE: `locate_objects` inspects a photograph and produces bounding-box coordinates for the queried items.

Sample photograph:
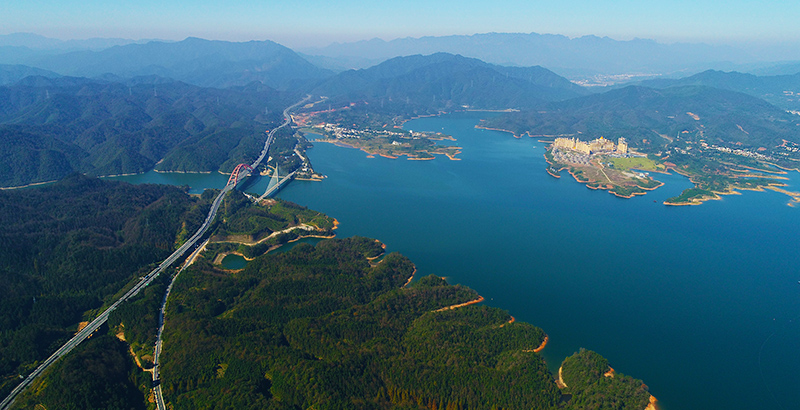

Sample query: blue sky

[3,0,799,48]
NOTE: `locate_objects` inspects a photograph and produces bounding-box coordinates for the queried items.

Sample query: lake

[108,112,800,410]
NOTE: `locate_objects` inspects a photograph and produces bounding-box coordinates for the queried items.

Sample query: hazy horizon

[3,0,800,49]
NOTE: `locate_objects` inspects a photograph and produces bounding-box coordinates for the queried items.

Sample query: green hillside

[0,174,207,400]
[488,85,800,150]
[305,53,587,125]
[0,77,293,187]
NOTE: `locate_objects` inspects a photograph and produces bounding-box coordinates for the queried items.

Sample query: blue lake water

[109,112,800,410]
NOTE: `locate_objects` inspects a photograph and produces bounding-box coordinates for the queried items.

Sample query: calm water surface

[109,112,800,410]
[220,254,248,270]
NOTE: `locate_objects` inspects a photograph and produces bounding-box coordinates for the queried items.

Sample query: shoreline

[366,241,387,262]
[533,335,548,353]
[663,165,800,206]
[100,172,144,178]
[646,395,659,410]
[402,268,417,288]
[474,124,523,138]
[155,169,214,174]
[434,295,486,312]
[316,138,461,161]
[545,152,664,199]
[557,366,567,389]
[0,179,59,190]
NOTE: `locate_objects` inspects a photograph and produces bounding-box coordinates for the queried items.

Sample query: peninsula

[545,136,665,198]
[302,122,462,160]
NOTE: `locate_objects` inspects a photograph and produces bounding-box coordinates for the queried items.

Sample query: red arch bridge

[226,163,253,187]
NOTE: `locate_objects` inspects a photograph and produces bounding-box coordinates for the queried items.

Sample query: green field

[605,156,665,172]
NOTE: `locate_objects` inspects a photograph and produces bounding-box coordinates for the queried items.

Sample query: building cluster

[698,141,775,161]
[552,136,628,155]
[321,123,427,139]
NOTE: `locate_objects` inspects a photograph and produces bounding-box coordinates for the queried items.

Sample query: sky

[2,0,800,48]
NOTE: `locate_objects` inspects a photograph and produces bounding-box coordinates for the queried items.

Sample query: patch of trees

[11,334,151,410]
[560,349,651,410]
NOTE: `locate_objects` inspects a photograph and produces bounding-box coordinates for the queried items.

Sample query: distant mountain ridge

[21,37,334,89]
[0,64,61,85]
[0,32,151,51]
[0,33,156,67]
[308,53,588,112]
[300,32,766,77]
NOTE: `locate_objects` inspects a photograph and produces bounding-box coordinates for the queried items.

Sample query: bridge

[226,163,254,187]
[258,166,297,201]
[0,96,310,410]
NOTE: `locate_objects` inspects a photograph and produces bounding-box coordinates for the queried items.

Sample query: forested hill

[23,37,334,89]
[0,174,210,400]
[637,69,800,111]
[0,76,293,187]
[151,236,651,409]
[485,84,800,150]
[308,53,588,113]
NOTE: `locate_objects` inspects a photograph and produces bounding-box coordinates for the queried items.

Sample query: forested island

[4,174,655,410]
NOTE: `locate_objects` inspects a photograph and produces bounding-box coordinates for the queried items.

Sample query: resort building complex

[553,136,628,155]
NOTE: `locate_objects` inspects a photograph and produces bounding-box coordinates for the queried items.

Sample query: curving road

[245,94,310,179]
[0,96,310,410]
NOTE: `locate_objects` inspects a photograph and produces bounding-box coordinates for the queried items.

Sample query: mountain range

[2,33,800,187]
[4,32,800,84]
[636,69,800,110]
[0,76,292,187]
[485,84,800,150]
[308,53,589,111]
[3,37,333,89]
[299,32,799,78]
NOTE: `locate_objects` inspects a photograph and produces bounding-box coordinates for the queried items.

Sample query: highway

[0,96,309,410]
[0,177,232,410]
[246,95,310,179]
[150,238,207,410]
[149,96,309,410]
